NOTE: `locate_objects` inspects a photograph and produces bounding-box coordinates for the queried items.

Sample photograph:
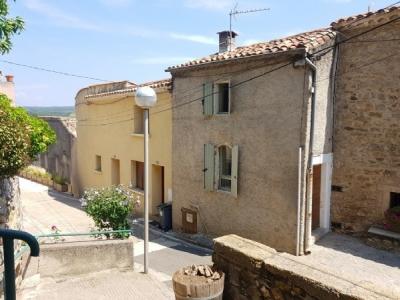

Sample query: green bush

[82,186,134,238]
[0,95,56,178]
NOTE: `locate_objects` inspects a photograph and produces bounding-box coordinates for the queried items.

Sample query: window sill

[130,133,151,138]
[216,189,232,195]
[131,133,144,137]
[94,170,102,174]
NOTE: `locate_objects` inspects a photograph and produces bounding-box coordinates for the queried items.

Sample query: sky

[1,0,397,106]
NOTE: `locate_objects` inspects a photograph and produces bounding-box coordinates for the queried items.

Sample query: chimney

[217,31,238,53]
[5,75,14,83]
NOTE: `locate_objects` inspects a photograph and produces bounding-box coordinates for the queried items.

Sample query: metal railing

[0,229,39,300]
[8,229,131,300]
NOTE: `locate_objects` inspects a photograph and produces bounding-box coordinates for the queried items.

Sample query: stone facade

[169,43,335,254]
[0,177,22,230]
[213,235,388,300]
[331,12,400,232]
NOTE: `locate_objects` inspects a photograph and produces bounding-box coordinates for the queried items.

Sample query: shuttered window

[204,144,239,197]
[203,83,214,116]
[204,144,215,191]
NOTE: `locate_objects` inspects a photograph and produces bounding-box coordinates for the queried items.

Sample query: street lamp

[135,86,157,274]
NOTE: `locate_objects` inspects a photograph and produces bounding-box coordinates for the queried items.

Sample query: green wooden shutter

[204,144,215,191]
[203,83,214,116]
[231,145,239,197]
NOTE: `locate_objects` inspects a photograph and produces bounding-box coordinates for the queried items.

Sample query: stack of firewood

[183,264,221,280]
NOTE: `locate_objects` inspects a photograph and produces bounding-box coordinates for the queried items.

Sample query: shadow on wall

[316,233,400,268]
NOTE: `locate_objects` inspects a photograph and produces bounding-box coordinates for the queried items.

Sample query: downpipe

[304,57,317,254]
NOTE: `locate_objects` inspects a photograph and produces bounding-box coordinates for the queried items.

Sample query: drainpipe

[304,57,317,254]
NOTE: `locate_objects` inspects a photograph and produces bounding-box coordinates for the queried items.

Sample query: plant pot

[173,266,224,300]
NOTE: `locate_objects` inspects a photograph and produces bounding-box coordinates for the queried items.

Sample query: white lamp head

[135,86,157,108]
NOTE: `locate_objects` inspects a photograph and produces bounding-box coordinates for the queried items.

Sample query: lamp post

[135,86,157,274]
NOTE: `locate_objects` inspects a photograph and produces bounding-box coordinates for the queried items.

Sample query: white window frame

[215,144,233,193]
[213,80,231,115]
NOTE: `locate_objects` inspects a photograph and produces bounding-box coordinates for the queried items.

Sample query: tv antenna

[228,4,270,51]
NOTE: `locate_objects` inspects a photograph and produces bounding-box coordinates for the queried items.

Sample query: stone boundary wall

[213,235,387,300]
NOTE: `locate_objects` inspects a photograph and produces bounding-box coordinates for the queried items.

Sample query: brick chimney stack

[218,31,238,53]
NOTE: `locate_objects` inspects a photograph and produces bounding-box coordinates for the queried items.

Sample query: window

[203,81,231,116]
[95,155,102,172]
[131,160,144,190]
[218,146,232,191]
[203,144,238,197]
[390,192,400,208]
[133,105,144,134]
[215,82,230,114]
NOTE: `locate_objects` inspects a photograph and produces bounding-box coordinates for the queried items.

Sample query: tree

[0,95,56,178]
[0,0,24,54]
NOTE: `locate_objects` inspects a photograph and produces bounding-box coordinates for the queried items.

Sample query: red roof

[167,28,336,71]
[331,6,400,28]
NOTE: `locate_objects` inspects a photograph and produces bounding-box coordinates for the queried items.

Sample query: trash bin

[157,202,172,231]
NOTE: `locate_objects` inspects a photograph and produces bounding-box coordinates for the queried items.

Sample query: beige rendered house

[167,29,336,254]
[75,79,172,217]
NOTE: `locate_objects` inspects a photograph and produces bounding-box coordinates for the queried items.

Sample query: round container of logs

[172,264,225,300]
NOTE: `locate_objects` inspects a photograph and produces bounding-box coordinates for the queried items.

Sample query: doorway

[151,165,165,215]
[311,153,333,241]
[111,158,120,185]
[312,164,321,230]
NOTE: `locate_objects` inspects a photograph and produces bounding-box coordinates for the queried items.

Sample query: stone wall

[331,18,400,232]
[0,177,23,291]
[36,117,76,184]
[213,235,385,300]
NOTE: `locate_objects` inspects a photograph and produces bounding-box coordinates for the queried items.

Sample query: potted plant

[52,175,68,192]
[384,206,400,233]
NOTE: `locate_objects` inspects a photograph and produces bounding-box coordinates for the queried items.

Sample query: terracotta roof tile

[84,78,171,99]
[167,28,336,71]
[331,6,400,28]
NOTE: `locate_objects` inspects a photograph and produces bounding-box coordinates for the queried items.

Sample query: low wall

[213,235,384,300]
[37,239,134,277]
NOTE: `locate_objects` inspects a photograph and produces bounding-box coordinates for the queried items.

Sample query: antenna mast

[229,5,270,51]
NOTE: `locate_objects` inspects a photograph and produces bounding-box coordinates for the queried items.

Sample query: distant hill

[24,106,75,117]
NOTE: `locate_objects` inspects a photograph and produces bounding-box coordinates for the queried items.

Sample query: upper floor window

[95,155,102,172]
[133,105,144,134]
[203,81,231,116]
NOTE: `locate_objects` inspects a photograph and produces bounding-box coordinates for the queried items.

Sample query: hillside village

[0,3,400,300]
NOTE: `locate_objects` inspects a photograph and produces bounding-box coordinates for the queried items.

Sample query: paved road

[19,178,212,297]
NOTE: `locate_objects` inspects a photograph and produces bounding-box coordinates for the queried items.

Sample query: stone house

[0,73,15,104]
[167,29,337,254]
[75,79,172,218]
[331,7,400,233]
[36,117,77,193]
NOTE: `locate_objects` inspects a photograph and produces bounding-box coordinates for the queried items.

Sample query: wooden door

[312,164,321,230]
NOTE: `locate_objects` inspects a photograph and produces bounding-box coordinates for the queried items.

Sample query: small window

[131,160,144,190]
[95,155,102,172]
[390,192,400,208]
[216,82,230,114]
[133,106,144,134]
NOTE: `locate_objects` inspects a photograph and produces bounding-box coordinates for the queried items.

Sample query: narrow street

[19,177,212,297]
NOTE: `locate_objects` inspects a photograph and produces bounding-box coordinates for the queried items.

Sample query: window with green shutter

[204,144,215,191]
[203,83,214,116]
[213,144,239,197]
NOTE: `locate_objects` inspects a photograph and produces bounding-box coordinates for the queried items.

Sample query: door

[312,164,321,230]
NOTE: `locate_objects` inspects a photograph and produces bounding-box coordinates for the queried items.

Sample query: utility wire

[0,60,110,82]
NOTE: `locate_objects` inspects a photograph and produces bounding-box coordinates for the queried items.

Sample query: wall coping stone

[213,234,392,300]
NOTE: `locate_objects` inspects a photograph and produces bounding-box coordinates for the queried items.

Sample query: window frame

[214,80,231,115]
[216,144,232,192]
[95,155,102,172]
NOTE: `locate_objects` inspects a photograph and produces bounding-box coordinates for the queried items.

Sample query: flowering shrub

[82,186,134,238]
[384,206,400,233]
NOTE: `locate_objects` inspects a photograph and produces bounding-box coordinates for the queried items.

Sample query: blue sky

[2,0,396,106]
